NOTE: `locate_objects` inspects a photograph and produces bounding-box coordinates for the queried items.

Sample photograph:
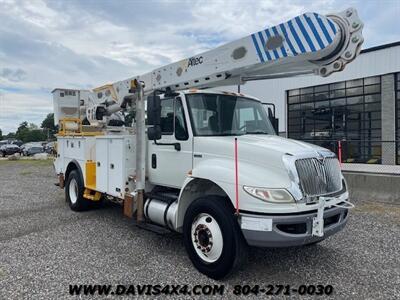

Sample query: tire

[65,169,91,211]
[183,196,247,279]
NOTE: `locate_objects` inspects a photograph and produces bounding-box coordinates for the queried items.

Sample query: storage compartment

[95,135,136,198]
[55,137,96,175]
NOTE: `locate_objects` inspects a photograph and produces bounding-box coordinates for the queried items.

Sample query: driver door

[147,97,193,188]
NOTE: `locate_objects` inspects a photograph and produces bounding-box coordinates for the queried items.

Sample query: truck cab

[147,90,277,188]
[143,90,349,275]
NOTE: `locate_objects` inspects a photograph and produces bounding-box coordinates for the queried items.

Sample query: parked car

[45,142,56,154]
[0,144,21,157]
[25,146,44,156]
[20,143,31,153]
[10,139,23,146]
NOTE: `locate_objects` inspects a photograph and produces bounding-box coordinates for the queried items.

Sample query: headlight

[243,186,294,203]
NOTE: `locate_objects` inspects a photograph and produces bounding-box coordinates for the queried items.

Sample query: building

[237,41,400,169]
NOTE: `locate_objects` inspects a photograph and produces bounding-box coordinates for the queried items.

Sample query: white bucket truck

[53,8,362,278]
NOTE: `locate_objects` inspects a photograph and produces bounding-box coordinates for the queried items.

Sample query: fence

[298,139,400,175]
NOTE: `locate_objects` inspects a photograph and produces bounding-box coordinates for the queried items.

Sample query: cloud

[0,91,52,134]
[0,68,27,82]
[0,0,399,134]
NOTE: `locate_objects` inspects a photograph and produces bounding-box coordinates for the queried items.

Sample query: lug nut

[352,36,359,43]
[345,51,352,58]
[346,10,352,17]
[352,22,359,29]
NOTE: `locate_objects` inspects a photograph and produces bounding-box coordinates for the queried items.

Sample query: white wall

[226,44,400,134]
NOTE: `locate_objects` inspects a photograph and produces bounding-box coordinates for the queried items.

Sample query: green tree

[29,129,47,142]
[29,123,38,130]
[17,121,28,133]
[15,121,47,143]
[41,113,57,139]
[16,122,29,142]
[5,132,16,139]
[0,128,2,140]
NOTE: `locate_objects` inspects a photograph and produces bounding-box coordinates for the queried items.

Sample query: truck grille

[295,157,342,197]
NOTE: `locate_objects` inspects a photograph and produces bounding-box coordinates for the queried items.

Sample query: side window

[175,99,188,140]
[160,99,174,135]
[239,107,255,127]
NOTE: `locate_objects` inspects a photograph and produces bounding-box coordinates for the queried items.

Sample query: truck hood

[240,135,326,154]
[194,134,327,158]
[193,134,331,188]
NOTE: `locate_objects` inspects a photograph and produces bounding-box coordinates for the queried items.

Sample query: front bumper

[240,204,349,247]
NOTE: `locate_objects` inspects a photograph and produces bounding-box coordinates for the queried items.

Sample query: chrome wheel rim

[191,213,223,263]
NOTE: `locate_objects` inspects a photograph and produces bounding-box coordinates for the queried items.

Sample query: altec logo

[187,56,203,68]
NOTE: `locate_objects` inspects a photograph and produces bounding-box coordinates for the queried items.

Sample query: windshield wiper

[245,131,269,135]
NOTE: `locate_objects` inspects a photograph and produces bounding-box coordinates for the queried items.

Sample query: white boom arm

[52,8,363,126]
[91,7,362,109]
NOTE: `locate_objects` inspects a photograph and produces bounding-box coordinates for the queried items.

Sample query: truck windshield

[186,93,275,136]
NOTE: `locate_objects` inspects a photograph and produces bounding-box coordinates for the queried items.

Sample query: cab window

[160,99,174,135]
[160,98,188,140]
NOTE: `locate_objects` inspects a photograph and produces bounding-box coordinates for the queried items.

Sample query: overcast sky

[0,0,399,134]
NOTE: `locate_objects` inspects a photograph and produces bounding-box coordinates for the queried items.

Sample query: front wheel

[183,196,247,279]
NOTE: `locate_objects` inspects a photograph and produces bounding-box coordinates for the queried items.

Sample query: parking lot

[0,160,399,299]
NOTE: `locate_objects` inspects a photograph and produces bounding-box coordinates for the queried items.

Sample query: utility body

[53,8,362,279]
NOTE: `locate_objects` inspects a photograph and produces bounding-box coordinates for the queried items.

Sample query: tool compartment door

[96,138,108,193]
[107,138,124,198]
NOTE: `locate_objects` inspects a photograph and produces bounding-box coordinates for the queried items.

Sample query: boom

[53,7,363,127]
[93,8,362,107]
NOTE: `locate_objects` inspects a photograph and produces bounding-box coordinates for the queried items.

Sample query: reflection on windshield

[186,93,275,136]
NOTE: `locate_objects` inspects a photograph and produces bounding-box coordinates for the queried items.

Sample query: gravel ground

[0,160,399,299]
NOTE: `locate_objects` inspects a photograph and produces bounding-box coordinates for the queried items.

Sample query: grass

[0,159,53,166]
[20,170,34,175]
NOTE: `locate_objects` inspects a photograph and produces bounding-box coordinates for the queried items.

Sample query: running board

[134,221,171,235]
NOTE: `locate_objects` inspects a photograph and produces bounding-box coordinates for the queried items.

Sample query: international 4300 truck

[53,8,362,279]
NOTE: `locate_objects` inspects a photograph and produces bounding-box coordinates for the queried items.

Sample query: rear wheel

[65,169,91,211]
[183,196,247,279]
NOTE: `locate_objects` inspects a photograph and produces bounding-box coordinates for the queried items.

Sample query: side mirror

[267,108,279,133]
[147,94,161,126]
[267,107,274,118]
[269,117,279,134]
[147,125,161,141]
